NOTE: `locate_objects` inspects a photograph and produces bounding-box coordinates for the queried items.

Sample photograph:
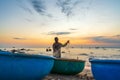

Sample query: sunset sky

[0,0,120,48]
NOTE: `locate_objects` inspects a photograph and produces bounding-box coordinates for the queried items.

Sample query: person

[52,37,69,58]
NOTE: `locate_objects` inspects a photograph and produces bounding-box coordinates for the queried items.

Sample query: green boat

[51,58,85,75]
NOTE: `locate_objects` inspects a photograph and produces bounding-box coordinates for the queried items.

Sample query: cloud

[56,0,80,17]
[115,35,120,37]
[30,0,45,15]
[13,37,26,40]
[16,0,33,15]
[69,28,77,30]
[30,0,52,17]
[91,36,120,43]
[48,31,71,35]
[19,5,33,15]
[56,0,94,17]
[25,18,32,22]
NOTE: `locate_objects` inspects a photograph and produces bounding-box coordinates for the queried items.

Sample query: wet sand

[43,68,94,80]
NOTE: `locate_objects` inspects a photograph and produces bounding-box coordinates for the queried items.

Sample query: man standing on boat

[52,37,69,58]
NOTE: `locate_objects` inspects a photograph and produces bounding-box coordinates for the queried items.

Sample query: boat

[0,50,12,54]
[0,51,54,80]
[89,58,120,80]
[51,58,85,75]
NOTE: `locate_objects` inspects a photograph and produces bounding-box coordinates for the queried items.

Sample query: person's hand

[67,40,70,43]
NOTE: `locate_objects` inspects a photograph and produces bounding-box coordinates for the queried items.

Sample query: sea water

[1,47,120,70]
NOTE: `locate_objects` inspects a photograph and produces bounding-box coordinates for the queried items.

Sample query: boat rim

[54,58,85,62]
[89,58,120,64]
[0,52,54,59]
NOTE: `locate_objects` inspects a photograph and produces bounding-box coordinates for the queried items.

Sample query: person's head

[54,37,59,42]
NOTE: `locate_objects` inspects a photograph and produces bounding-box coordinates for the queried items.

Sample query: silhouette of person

[52,37,69,58]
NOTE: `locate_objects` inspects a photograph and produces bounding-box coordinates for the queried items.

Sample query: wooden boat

[51,58,85,75]
[90,58,120,80]
[0,51,54,80]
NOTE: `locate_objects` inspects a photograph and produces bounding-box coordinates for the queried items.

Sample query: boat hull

[0,52,54,80]
[0,50,12,54]
[90,59,120,80]
[51,58,85,75]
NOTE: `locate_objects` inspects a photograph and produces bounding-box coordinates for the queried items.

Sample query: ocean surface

[1,47,120,70]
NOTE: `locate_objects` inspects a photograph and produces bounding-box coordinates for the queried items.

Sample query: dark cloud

[56,0,80,17]
[30,0,52,17]
[91,36,120,43]
[48,31,71,35]
[30,0,45,15]
[56,0,94,17]
[13,37,26,40]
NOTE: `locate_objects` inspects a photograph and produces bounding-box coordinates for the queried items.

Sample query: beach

[43,68,94,80]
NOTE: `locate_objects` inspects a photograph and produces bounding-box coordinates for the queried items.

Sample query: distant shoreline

[0,47,120,49]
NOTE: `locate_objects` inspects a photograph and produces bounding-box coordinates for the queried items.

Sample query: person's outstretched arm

[62,40,69,47]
